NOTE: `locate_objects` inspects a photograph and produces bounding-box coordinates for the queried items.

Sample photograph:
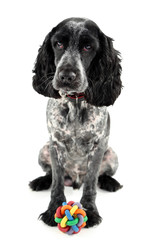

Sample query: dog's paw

[29,175,52,191]
[39,198,66,226]
[85,209,102,228]
[39,208,56,226]
[98,174,123,192]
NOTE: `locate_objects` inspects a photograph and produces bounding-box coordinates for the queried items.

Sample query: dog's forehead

[66,19,99,35]
[66,20,86,31]
[55,19,99,41]
[56,20,88,39]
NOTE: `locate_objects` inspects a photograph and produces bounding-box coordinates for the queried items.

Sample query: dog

[29,17,122,228]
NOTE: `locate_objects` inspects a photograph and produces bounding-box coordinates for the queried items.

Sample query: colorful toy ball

[54,201,88,235]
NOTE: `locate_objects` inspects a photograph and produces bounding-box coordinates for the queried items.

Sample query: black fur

[32,31,60,98]
[98,174,123,192]
[29,173,52,191]
[32,18,122,107]
[85,33,122,106]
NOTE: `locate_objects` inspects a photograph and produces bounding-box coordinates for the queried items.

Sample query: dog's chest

[47,98,108,184]
[47,98,108,157]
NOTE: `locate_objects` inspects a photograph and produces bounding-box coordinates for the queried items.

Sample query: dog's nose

[59,70,76,82]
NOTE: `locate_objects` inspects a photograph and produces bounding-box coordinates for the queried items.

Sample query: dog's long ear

[85,30,122,107]
[32,28,60,98]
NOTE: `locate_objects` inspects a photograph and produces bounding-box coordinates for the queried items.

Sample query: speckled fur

[39,98,118,187]
[30,17,122,228]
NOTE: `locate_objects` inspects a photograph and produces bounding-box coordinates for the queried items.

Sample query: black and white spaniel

[30,17,122,228]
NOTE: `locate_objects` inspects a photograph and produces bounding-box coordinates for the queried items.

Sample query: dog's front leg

[80,146,105,227]
[40,141,66,226]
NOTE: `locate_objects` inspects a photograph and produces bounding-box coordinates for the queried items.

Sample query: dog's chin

[53,84,88,97]
[58,87,88,98]
[59,89,81,95]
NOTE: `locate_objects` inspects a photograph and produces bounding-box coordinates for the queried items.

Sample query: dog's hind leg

[29,142,75,191]
[29,142,52,191]
[98,147,123,192]
[29,172,52,191]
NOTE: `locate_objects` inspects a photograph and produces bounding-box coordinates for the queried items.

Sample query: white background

[0,0,153,239]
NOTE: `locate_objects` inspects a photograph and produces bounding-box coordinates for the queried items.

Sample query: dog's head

[33,18,122,106]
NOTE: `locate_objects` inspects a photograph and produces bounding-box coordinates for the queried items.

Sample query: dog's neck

[59,90,85,103]
[66,93,85,102]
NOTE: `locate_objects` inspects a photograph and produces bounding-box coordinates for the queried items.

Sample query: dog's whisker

[39,72,54,81]
[44,80,53,91]
[37,73,55,87]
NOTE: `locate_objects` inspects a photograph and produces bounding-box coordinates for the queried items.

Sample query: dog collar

[66,93,85,102]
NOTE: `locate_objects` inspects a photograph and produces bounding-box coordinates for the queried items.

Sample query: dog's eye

[83,45,92,52]
[57,42,64,49]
